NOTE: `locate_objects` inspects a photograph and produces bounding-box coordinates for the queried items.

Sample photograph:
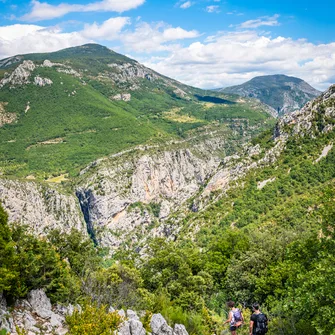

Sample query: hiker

[249,303,268,335]
[223,301,244,335]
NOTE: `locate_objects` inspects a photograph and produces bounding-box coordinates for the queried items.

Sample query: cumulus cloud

[0,24,88,59]
[0,20,200,58]
[143,30,335,90]
[21,0,145,21]
[180,1,192,9]
[121,22,200,52]
[237,14,280,29]
[81,17,130,40]
[206,5,220,13]
[1,21,334,92]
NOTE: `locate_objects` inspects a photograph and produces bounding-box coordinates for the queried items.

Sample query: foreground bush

[66,302,123,335]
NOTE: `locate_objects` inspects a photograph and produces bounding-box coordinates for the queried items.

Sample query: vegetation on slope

[0,44,274,179]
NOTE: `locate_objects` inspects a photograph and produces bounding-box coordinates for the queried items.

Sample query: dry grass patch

[164,107,202,123]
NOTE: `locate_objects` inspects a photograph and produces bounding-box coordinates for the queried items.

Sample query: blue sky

[0,0,334,89]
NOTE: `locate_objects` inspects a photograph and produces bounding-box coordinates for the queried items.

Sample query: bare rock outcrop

[0,179,86,236]
[0,60,35,88]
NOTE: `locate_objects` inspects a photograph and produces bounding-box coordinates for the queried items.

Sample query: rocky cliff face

[76,136,224,249]
[0,179,85,235]
[276,84,335,137]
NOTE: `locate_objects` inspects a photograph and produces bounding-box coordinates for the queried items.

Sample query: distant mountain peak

[219,74,321,116]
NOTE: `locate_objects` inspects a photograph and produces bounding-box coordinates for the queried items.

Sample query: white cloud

[81,17,130,40]
[143,30,335,90]
[237,14,280,29]
[180,1,192,9]
[0,24,89,59]
[206,5,220,13]
[1,21,334,92]
[21,0,145,21]
[121,22,199,52]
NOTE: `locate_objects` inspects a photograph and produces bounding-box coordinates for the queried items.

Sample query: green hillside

[0,44,274,179]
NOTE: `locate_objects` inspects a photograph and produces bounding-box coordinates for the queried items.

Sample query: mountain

[218,74,321,115]
[0,44,274,179]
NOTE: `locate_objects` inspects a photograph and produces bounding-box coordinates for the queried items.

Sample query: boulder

[127,309,139,320]
[150,313,173,335]
[129,319,146,335]
[173,324,189,335]
[50,312,65,327]
[118,320,131,335]
[28,289,52,319]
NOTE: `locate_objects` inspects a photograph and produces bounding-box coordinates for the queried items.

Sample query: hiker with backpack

[223,301,244,334]
[249,303,268,335]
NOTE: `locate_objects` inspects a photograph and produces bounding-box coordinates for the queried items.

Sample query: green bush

[66,302,122,335]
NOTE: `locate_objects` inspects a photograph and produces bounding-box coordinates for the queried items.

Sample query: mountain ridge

[218,74,321,115]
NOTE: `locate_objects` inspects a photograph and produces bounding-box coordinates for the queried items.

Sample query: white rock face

[126,309,139,320]
[108,62,158,83]
[112,93,131,101]
[150,314,173,335]
[276,84,335,138]
[28,289,52,319]
[129,319,146,335]
[34,76,53,86]
[77,147,220,249]
[173,324,189,335]
[0,60,35,88]
[0,179,86,236]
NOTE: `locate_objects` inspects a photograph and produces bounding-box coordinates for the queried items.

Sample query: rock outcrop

[0,60,35,88]
[0,179,86,236]
[0,291,189,335]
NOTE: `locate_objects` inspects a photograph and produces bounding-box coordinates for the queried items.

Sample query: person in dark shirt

[249,303,267,335]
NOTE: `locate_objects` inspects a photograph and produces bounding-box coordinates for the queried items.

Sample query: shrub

[66,302,122,335]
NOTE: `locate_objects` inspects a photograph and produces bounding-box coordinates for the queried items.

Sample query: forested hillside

[1,84,334,334]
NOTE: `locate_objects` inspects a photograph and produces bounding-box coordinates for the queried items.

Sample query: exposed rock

[42,59,64,68]
[76,147,220,249]
[150,313,173,335]
[34,76,53,86]
[107,62,158,84]
[126,309,139,320]
[0,60,35,88]
[0,179,86,236]
[57,68,81,77]
[112,93,131,101]
[118,321,131,335]
[129,319,146,335]
[315,143,333,163]
[257,177,276,190]
[173,324,189,335]
[28,289,52,319]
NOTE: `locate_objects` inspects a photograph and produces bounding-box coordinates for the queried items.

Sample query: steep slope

[219,74,321,115]
[0,44,274,179]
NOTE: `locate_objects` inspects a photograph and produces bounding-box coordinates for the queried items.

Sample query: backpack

[255,313,268,334]
[232,309,242,322]
[232,309,242,327]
